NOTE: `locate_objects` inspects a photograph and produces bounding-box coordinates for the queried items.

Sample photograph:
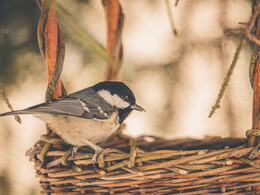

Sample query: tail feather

[0,101,56,117]
[0,109,39,117]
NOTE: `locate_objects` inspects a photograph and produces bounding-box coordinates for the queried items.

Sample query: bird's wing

[33,97,114,119]
[0,90,114,119]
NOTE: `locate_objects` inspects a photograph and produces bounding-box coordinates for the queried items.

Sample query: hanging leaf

[37,0,66,136]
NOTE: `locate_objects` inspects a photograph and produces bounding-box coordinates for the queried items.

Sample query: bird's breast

[34,111,120,146]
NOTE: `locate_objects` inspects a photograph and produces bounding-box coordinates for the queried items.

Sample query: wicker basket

[26,133,260,194]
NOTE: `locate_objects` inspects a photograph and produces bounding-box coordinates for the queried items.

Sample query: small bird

[0,81,145,163]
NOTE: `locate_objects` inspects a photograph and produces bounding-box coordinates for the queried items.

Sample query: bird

[0,81,145,164]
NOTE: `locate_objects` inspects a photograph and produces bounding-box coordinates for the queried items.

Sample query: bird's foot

[82,140,104,167]
[72,146,79,158]
[92,147,104,167]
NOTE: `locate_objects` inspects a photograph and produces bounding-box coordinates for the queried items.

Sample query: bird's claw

[92,147,104,167]
[72,146,79,158]
[81,139,104,167]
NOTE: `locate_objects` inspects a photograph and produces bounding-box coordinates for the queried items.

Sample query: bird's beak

[131,104,145,112]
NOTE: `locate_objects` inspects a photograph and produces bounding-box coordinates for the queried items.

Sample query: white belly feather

[34,111,120,146]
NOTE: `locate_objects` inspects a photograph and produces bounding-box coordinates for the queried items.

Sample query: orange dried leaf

[43,0,62,99]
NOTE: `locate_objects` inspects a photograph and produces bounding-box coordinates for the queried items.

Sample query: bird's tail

[0,109,38,117]
[0,101,53,117]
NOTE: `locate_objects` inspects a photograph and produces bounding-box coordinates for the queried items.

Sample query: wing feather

[0,89,114,119]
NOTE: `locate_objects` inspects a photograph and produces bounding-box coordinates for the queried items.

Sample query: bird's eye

[122,95,128,101]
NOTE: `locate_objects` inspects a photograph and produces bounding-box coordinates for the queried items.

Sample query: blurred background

[0,0,254,194]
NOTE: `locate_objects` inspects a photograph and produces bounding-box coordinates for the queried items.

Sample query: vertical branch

[250,3,260,147]
[102,0,124,80]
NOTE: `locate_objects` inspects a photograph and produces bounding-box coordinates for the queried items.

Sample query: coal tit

[0,81,145,163]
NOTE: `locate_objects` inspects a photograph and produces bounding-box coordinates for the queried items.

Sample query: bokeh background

[0,0,254,194]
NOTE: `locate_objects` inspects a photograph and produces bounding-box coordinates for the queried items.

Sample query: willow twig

[238,157,260,168]
[28,136,260,194]
[245,5,260,45]
[189,147,253,164]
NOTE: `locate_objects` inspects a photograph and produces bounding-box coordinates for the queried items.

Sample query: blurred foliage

[0,0,40,85]
[0,171,11,195]
[56,3,107,60]
[0,0,108,87]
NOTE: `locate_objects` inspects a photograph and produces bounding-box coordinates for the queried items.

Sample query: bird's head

[92,81,145,123]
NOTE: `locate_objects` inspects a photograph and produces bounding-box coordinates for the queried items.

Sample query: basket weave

[26,133,260,194]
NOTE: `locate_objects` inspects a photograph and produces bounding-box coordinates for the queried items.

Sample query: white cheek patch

[113,94,130,108]
[98,90,130,109]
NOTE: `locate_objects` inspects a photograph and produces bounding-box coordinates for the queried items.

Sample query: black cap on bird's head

[92,81,145,114]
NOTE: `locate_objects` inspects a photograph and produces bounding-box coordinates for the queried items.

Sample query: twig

[189,147,253,164]
[208,37,246,117]
[224,28,245,37]
[238,157,260,168]
[224,5,260,45]
[209,3,260,117]
[0,87,21,123]
[245,5,260,45]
